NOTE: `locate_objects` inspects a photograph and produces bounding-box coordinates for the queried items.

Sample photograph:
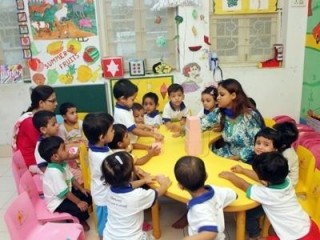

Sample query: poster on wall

[214,0,278,14]
[24,0,102,85]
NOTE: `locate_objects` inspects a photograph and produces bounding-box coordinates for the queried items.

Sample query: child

[58,102,84,143]
[142,92,162,128]
[58,102,84,185]
[108,123,160,165]
[174,156,237,239]
[82,112,115,239]
[100,151,171,240]
[32,110,60,173]
[113,79,163,144]
[132,102,153,132]
[273,121,299,187]
[162,83,190,136]
[219,152,320,240]
[38,136,92,231]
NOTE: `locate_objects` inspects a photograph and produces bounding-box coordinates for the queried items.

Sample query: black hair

[101,151,134,187]
[32,110,56,132]
[202,86,218,101]
[38,136,64,163]
[255,127,282,150]
[113,79,138,99]
[132,102,144,112]
[26,85,55,112]
[143,92,159,106]
[248,97,257,108]
[174,156,207,192]
[108,124,127,150]
[83,112,114,145]
[167,83,184,96]
[252,152,289,185]
[59,102,76,116]
[273,121,298,151]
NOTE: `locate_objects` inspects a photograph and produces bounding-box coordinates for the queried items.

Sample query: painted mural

[25,0,101,85]
[300,0,320,124]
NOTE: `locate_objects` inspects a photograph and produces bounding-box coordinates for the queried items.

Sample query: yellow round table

[133,126,259,240]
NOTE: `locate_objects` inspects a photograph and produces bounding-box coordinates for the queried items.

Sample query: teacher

[12,85,57,173]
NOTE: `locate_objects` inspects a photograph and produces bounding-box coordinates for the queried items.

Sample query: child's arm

[72,178,90,196]
[135,123,153,131]
[135,147,160,165]
[155,175,171,196]
[219,171,250,192]
[183,232,217,240]
[231,165,259,181]
[132,143,150,150]
[132,128,164,142]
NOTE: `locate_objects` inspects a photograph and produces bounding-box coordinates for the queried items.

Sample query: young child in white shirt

[142,92,162,128]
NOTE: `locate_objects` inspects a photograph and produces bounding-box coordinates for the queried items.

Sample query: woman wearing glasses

[12,85,57,173]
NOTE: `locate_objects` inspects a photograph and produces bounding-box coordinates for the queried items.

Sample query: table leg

[236,211,246,240]
[151,199,161,239]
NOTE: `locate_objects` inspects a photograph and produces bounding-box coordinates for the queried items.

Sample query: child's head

[174,156,207,192]
[108,124,130,150]
[273,121,298,151]
[167,83,184,108]
[101,151,134,187]
[201,86,218,112]
[252,152,289,185]
[38,136,68,163]
[113,79,138,108]
[83,112,114,145]
[32,110,59,137]
[132,102,144,124]
[254,127,281,155]
[142,92,159,114]
[59,102,78,124]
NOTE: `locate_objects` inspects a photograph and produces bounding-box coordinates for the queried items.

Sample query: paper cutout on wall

[214,0,278,14]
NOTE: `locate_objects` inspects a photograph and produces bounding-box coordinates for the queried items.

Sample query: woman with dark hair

[12,85,57,173]
[206,78,264,162]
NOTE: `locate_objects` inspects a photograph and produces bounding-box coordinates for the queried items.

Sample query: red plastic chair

[19,171,79,224]
[12,150,43,194]
[4,191,85,240]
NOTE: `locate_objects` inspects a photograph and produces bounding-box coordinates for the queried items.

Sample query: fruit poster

[23,0,102,85]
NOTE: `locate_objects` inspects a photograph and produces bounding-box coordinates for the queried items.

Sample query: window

[99,0,177,72]
[209,13,279,65]
[0,2,30,80]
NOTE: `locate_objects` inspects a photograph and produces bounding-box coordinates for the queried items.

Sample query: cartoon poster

[24,0,101,85]
[214,0,277,14]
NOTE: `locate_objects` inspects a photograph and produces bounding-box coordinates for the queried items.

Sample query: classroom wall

[0,2,308,145]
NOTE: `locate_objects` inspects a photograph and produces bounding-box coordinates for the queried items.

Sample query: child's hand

[156,175,172,188]
[148,146,161,157]
[212,123,222,132]
[219,171,236,180]
[231,165,244,173]
[143,175,154,184]
[80,188,91,197]
[229,155,240,161]
[135,167,151,179]
[77,201,88,212]
[154,132,164,142]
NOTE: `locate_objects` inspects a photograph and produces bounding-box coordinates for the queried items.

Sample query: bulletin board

[110,76,174,113]
[214,0,278,15]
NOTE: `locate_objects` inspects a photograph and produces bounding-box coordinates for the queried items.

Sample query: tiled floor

[0,145,236,239]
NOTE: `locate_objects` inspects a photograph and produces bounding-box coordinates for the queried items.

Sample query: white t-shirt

[114,103,138,143]
[88,144,113,206]
[282,148,299,186]
[162,101,190,123]
[103,185,157,240]
[144,110,162,127]
[187,185,237,239]
[247,178,310,239]
[34,138,47,167]
[43,162,73,212]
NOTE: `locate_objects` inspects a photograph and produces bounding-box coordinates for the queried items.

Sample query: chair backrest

[4,191,38,240]
[263,118,275,128]
[19,171,40,206]
[11,150,28,192]
[309,169,320,228]
[295,145,316,194]
[272,115,296,124]
[79,142,91,190]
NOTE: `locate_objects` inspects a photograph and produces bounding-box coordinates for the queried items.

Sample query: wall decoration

[19,24,29,35]
[23,48,31,59]
[0,64,23,84]
[16,0,24,10]
[17,12,27,22]
[129,59,146,76]
[181,62,202,93]
[101,56,124,79]
[20,36,30,47]
[151,0,199,11]
[214,0,278,14]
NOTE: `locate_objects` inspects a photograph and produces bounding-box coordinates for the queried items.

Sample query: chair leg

[261,215,271,237]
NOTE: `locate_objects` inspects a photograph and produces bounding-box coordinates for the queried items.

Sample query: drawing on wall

[23,0,102,85]
[300,0,320,123]
[214,0,277,14]
[181,62,202,93]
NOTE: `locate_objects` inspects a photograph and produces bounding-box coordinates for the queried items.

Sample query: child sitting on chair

[219,152,320,240]
[162,83,190,137]
[142,92,162,128]
[174,156,237,239]
[101,151,171,240]
[38,136,92,231]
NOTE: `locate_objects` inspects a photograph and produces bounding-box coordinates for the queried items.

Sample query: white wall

[0,2,308,145]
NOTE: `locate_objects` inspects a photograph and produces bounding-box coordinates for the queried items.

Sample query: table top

[133,126,259,212]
